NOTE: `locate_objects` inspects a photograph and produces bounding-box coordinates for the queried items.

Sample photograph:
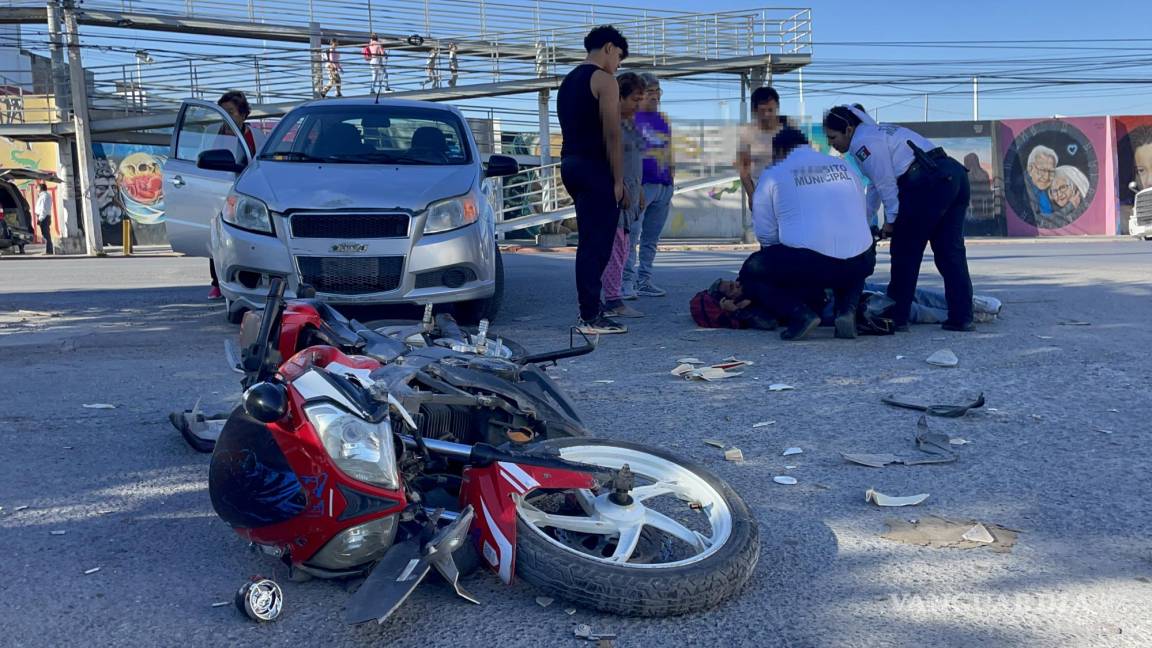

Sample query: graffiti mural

[998,118,1111,236]
[1111,116,1152,234]
[899,121,1003,236]
[92,142,169,246]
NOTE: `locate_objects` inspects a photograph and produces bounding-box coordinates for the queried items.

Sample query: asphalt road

[1,240,1150,648]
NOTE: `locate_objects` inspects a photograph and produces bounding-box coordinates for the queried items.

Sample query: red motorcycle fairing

[277,301,326,362]
[462,461,596,584]
[236,346,407,565]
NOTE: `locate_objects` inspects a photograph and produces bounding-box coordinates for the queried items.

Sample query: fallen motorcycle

[210,278,760,624]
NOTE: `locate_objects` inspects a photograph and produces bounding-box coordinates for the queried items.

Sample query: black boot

[833,288,861,339]
[780,306,820,341]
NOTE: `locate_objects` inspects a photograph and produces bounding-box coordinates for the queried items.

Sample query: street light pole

[62,0,103,256]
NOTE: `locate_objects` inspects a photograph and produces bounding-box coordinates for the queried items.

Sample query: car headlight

[423,193,478,234]
[222,191,273,235]
[306,404,398,489]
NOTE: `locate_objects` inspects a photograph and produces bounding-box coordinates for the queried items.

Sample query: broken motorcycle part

[882,393,986,418]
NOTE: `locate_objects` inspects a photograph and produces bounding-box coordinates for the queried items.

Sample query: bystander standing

[601,72,647,319]
[35,182,52,255]
[622,72,674,299]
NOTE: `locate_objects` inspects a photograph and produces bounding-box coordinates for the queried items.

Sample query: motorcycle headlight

[423,193,478,234]
[305,404,398,489]
[222,191,273,235]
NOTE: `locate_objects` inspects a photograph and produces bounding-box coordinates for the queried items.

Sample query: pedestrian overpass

[0,0,811,252]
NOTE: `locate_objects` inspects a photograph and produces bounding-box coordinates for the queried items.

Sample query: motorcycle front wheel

[513,439,760,617]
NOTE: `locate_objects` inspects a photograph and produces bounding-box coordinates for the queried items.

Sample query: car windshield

[259,105,471,165]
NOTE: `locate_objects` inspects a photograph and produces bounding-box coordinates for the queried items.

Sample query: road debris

[881,392,985,418]
[767,383,794,392]
[14,505,29,512]
[211,601,231,608]
[784,465,797,470]
[1034,335,1055,340]
[896,355,906,360]
[1096,428,1114,435]
[82,403,117,409]
[565,608,577,615]
[676,357,704,365]
[83,567,101,575]
[1059,320,1091,326]
[574,625,617,641]
[881,516,1019,552]
[949,438,969,446]
[842,417,958,467]
[593,380,615,384]
[866,489,929,507]
[703,439,726,448]
[752,420,776,428]
[535,596,553,608]
[49,530,67,536]
[926,349,959,367]
[961,523,995,544]
[773,476,798,485]
[782,447,803,456]
[724,448,744,462]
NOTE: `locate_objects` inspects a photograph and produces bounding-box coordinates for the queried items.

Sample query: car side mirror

[485,155,519,178]
[198,149,246,174]
[1129,180,1139,193]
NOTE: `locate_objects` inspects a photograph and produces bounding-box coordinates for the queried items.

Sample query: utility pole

[923,94,928,122]
[46,1,79,250]
[973,76,980,120]
[62,0,103,255]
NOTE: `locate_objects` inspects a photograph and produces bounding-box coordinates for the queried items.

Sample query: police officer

[823,105,975,332]
[743,127,876,341]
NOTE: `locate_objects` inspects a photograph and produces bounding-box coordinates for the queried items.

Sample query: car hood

[236,161,478,212]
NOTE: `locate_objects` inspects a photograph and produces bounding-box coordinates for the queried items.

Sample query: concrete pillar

[309,23,322,99]
[62,0,102,255]
[537,88,551,212]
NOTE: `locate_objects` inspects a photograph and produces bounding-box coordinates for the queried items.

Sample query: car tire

[453,248,503,325]
[225,299,246,325]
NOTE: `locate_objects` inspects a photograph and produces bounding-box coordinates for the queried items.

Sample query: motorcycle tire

[513,438,759,617]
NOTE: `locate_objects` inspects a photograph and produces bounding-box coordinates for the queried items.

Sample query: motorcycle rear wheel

[513,439,759,617]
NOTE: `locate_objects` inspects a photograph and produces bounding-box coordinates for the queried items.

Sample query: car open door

[162,99,252,256]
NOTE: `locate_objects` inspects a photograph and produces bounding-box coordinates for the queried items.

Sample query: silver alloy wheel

[514,445,734,568]
[237,578,283,622]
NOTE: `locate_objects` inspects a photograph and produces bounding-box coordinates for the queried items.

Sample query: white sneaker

[576,315,628,335]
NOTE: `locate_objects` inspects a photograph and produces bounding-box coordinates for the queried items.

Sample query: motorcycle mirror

[244,382,289,423]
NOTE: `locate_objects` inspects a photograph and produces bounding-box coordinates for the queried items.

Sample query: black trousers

[739,244,875,319]
[888,156,974,325]
[561,155,618,321]
[38,219,52,254]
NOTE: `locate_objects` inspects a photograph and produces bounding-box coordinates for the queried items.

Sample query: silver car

[162,98,519,323]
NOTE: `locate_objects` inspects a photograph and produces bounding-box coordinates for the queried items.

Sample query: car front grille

[289,211,410,239]
[1136,192,1152,225]
[296,256,405,295]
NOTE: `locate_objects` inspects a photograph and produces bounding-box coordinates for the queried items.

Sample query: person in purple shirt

[622,73,674,298]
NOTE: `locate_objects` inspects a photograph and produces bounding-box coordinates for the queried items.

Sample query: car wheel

[453,248,503,325]
[225,298,246,325]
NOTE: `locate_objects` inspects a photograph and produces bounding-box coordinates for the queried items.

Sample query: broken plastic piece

[925,349,959,367]
[13,505,29,512]
[703,439,726,448]
[1059,320,1091,326]
[593,380,615,384]
[565,608,577,616]
[49,530,66,536]
[865,488,929,507]
[773,476,798,485]
[881,393,985,418]
[842,453,900,468]
[949,438,969,446]
[82,403,116,409]
[752,420,776,428]
[677,357,704,365]
[535,596,553,607]
[961,523,995,544]
[211,601,230,608]
[724,448,744,462]
[782,447,803,456]
[83,567,101,575]
[767,383,794,392]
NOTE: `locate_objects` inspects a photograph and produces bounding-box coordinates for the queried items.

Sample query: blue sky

[649,0,1152,123]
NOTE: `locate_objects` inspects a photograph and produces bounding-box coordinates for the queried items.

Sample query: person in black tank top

[557,25,631,334]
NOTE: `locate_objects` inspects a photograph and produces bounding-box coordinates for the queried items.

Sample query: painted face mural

[1002,119,1099,230]
[116,151,166,224]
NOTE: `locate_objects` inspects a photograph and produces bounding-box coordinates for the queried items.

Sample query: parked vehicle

[162,99,519,323]
[212,278,760,624]
[0,168,57,254]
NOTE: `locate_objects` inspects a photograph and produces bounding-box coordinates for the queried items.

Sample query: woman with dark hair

[207,90,256,300]
[823,105,975,332]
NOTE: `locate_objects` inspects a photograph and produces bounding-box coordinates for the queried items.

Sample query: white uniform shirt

[752,146,873,259]
[848,123,935,224]
[35,191,51,223]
